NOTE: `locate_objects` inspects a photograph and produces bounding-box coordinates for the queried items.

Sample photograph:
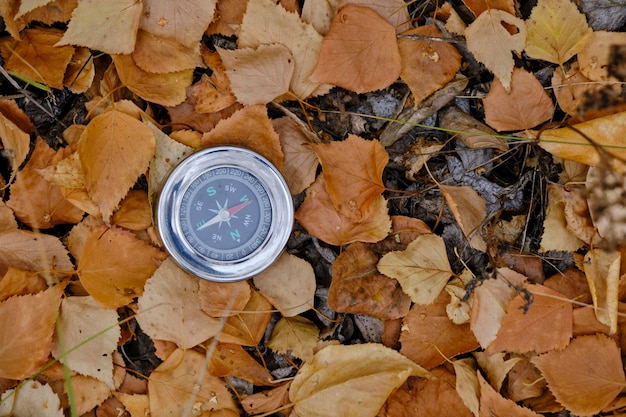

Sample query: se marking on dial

[180,167,273,262]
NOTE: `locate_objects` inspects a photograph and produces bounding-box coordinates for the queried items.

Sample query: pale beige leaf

[378,234,453,305]
[301,0,338,34]
[583,248,620,333]
[36,151,84,188]
[525,0,592,65]
[218,44,295,105]
[453,358,480,417]
[56,0,142,54]
[239,0,325,99]
[267,316,320,362]
[289,343,431,417]
[137,257,222,349]
[440,185,487,252]
[51,296,120,389]
[69,375,111,416]
[439,107,508,151]
[540,184,585,252]
[253,253,315,316]
[465,9,526,91]
[15,0,54,18]
[0,230,73,278]
[0,202,17,233]
[0,381,62,417]
[474,351,522,392]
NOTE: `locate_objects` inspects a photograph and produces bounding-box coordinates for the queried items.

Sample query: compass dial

[155,147,293,282]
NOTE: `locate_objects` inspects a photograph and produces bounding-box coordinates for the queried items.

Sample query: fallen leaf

[272,116,319,194]
[136,257,222,349]
[0,202,17,233]
[470,268,526,348]
[35,150,85,189]
[51,296,120,388]
[0,100,31,175]
[199,279,251,317]
[16,0,58,18]
[453,358,480,417]
[506,355,546,402]
[289,343,431,417]
[540,184,586,252]
[78,109,156,222]
[310,5,401,94]
[112,54,193,107]
[478,372,542,417]
[239,0,324,99]
[0,285,63,379]
[487,284,573,354]
[0,380,63,417]
[253,253,315,316]
[5,28,74,89]
[111,190,152,231]
[532,334,626,416]
[329,242,411,320]
[399,291,480,369]
[148,349,239,417]
[378,234,453,305]
[267,316,320,362]
[208,343,273,385]
[462,0,515,16]
[301,0,337,34]
[0,268,47,301]
[398,24,461,106]
[132,30,204,74]
[114,393,149,417]
[525,0,592,65]
[583,247,620,333]
[484,68,555,131]
[313,135,388,221]
[68,375,112,415]
[77,225,166,308]
[0,229,73,277]
[188,58,236,113]
[56,0,142,54]
[295,175,391,245]
[465,9,526,91]
[439,107,508,152]
[218,44,295,105]
[338,0,411,33]
[579,31,626,82]
[440,185,487,252]
[64,46,95,93]
[551,63,594,116]
[241,382,292,416]
[218,289,273,346]
[201,104,284,170]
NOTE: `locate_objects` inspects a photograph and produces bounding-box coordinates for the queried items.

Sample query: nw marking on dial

[196,199,253,232]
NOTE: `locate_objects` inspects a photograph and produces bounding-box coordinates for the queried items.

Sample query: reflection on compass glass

[180,167,272,261]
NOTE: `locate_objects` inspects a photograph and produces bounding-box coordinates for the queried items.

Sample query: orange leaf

[329,242,411,320]
[8,139,84,228]
[199,279,251,317]
[484,68,555,131]
[0,268,47,301]
[5,28,74,89]
[310,5,401,93]
[295,175,391,246]
[478,372,542,417]
[218,290,273,346]
[462,0,515,16]
[132,30,204,74]
[399,24,461,106]
[400,291,480,369]
[111,190,152,231]
[77,225,166,308]
[0,285,63,379]
[487,284,572,354]
[440,185,487,252]
[0,100,31,175]
[209,343,273,386]
[532,334,626,416]
[312,134,388,221]
[78,109,156,222]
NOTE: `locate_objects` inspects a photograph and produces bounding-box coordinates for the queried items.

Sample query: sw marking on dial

[180,167,273,262]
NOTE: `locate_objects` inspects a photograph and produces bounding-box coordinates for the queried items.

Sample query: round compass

[155,147,293,282]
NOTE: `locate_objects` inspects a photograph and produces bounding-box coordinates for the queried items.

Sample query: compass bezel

[155,146,293,282]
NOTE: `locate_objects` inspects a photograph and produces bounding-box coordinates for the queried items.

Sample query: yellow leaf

[78,109,156,222]
[289,343,431,417]
[465,9,526,91]
[253,253,315,317]
[378,234,453,305]
[310,5,401,94]
[525,0,592,65]
[36,151,85,189]
[52,296,120,389]
[583,247,620,333]
[267,316,320,362]
[0,381,63,417]
[56,0,142,54]
[218,44,295,105]
[137,257,222,349]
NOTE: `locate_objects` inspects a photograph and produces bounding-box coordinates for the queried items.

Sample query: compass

[155,147,293,282]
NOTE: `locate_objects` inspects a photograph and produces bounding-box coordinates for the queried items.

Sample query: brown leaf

[0,268,47,301]
[487,284,573,354]
[289,343,431,417]
[484,68,555,131]
[112,54,193,106]
[77,225,166,308]
[329,242,411,320]
[0,230,73,277]
[532,334,626,416]
[310,5,401,94]
[478,372,542,417]
[399,24,461,106]
[201,104,284,170]
[462,0,515,16]
[8,139,84,228]
[209,343,273,386]
[337,0,411,33]
[295,175,391,245]
[56,0,141,54]
[64,47,95,93]
[5,28,74,89]
[189,53,236,113]
[439,107,508,152]
[218,289,273,346]
[0,285,63,379]
[241,382,292,416]
[0,100,31,175]
[440,185,487,252]
[312,134,387,221]
[400,291,480,369]
[78,109,156,222]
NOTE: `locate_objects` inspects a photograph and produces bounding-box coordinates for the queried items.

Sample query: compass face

[155,147,293,282]
[180,167,272,261]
